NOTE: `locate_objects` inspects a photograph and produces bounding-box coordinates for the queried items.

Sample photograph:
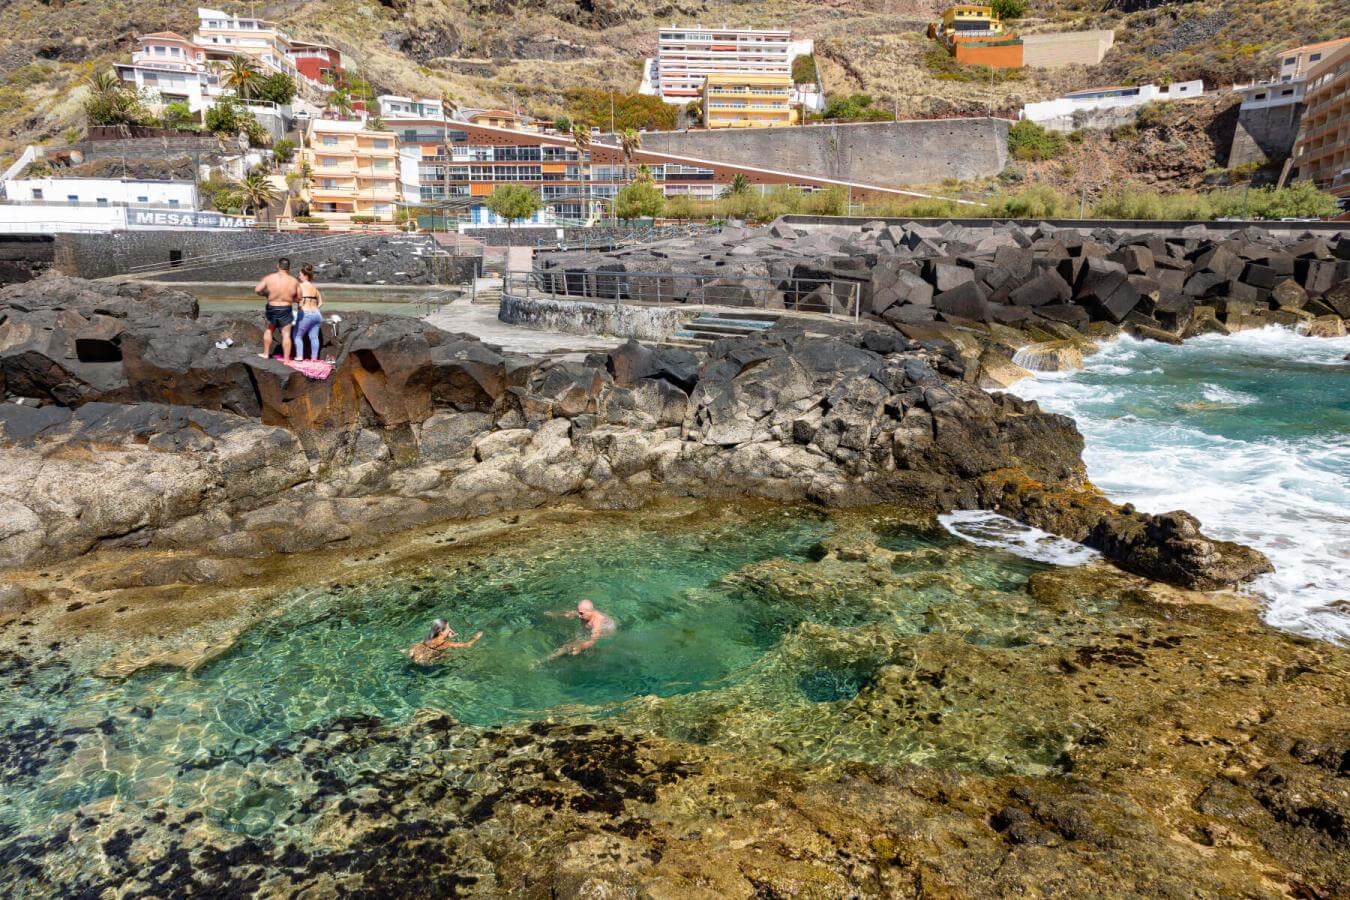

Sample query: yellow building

[302,118,401,224]
[702,73,798,129]
[939,5,1007,39]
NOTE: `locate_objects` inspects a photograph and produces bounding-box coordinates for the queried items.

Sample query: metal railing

[508,267,862,321]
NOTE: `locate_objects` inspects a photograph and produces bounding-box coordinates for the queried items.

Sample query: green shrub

[1134,102,1167,129]
[350,215,379,224]
[1109,124,1138,142]
[987,184,1072,218]
[614,180,666,221]
[567,89,677,131]
[254,73,297,105]
[817,93,892,122]
[1007,120,1067,161]
[294,215,326,223]
[273,139,296,164]
[989,0,1027,20]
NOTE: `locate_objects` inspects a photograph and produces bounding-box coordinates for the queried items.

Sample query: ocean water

[1010,327,1350,643]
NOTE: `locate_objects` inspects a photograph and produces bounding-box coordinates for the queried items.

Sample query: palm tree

[84,70,122,102]
[327,87,354,118]
[235,170,280,221]
[619,127,640,169]
[721,173,751,198]
[571,121,592,154]
[223,56,261,100]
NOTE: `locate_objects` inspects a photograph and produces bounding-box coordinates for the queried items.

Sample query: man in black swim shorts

[255,257,300,361]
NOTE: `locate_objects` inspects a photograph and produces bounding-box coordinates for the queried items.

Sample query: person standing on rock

[545,599,616,660]
[405,619,483,665]
[294,264,325,361]
[256,257,300,362]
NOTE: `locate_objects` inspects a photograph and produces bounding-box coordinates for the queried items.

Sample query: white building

[1020,81,1205,131]
[377,95,446,120]
[644,26,808,104]
[1231,39,1350,114]
[4,177,199,209]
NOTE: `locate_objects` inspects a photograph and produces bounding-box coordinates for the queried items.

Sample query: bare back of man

[256,258,300,362]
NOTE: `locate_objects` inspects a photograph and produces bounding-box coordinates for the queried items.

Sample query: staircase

[674,312,780,346]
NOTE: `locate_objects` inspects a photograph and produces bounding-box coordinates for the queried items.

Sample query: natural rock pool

[0,505,1125,849]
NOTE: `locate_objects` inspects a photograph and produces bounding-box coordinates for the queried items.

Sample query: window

[322,135,338,146]
[137,195,149,203]
[1310,53,1322,62]
[372,139,391,149]
[169,250,183,268]
[96,198,108,206]
[31,189,42,200]
[67,194,78,203]
[1282,89,1294,96]
[168,199,180,207]
[1254,93,1267,100]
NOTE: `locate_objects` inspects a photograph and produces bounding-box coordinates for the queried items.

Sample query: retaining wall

[499,293,691,341]
[1021,31,1115,68]
[53,231,457,285]
[1229,103,1303,168]
[0,235,55,285]
[778,214,1350,239]
[637,118,1010,187]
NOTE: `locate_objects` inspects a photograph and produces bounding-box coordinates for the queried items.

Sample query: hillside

[0,0,1346,170]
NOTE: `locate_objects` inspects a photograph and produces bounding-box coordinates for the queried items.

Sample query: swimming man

[546,599,616,660]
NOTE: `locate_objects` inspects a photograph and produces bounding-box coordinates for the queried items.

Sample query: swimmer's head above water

[577,599,594,615]
[426,619,452,641]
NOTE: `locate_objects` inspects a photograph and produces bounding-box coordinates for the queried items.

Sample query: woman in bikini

[404,619,483,665]
[294,265,325,362]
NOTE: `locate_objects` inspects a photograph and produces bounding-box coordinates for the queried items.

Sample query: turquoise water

[1011,327,1350,642]
[0,507,1099,846]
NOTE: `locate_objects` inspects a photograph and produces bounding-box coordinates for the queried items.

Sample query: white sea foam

[1201,384,1258,405]
[1009,330,1350,644]
[940,510,1100,567]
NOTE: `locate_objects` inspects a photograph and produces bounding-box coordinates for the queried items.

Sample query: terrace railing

[508,268,862,321]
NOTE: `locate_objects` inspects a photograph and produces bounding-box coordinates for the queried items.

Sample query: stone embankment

[0,275,1270,594]
[538,220,1350,386]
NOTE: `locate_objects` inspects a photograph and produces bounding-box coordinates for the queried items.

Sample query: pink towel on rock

[284,359,334,380]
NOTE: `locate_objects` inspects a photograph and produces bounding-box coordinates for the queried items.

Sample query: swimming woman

[294,265,324,362]
[405,619,482,665]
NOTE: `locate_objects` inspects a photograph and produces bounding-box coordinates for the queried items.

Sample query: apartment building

[702,73,797,129]
[651,26,799,102]
[1291,41,1350,200]
[193,7,340,91]
[303,118,401,223]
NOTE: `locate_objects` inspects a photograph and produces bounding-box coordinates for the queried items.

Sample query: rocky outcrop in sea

[0,274,1268,591]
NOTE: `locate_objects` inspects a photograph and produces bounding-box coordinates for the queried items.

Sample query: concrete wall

[638,118,1010,187]
[1022,31,1115,69]
[52,230,452,285]
[499,293,691,341]
[1229,102,1303,168]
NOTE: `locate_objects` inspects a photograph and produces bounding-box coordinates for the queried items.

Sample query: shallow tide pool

[0,506,1103,843]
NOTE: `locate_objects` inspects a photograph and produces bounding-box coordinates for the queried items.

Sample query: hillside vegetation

[0,0,1346,175]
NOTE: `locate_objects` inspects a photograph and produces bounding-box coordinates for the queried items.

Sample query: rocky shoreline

[0,274,1271,595]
